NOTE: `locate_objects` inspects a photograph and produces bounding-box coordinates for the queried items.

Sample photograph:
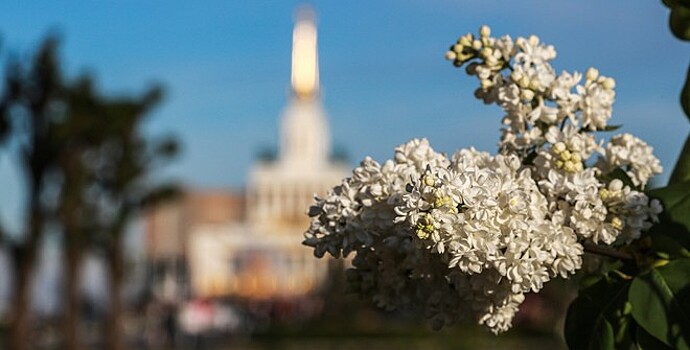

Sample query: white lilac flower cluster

[303,26,664,334]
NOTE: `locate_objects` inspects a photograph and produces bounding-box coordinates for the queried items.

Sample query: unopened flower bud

[586,67,599,81]
[480,25,491,38]
[602,77,616,90]
[445,51,457,61]
[553,142,566,154]
[472,40,482,50]
[416,228,430,239]
[485,56,499,68]
[520,89,535,101]
[423,174,436,187]
[528,79,541,91]
[564,161,576,172]
[459,35,472,47]
[599,189,610,200]
[519,76,530,89]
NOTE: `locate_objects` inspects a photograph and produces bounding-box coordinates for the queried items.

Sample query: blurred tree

[56,76,115,350]
[0,37,66,350]
[0,38,113,350]
[0,41,7,291]
[0,37,178,350]
[86,85,179,350]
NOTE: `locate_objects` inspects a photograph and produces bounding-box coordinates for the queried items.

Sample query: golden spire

[291,7,319,100]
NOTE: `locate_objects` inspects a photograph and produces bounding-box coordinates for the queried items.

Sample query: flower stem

[582,243,634,261]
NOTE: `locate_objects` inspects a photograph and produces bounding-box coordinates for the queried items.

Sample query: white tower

[247,6,348,230]
[182,6,349,300]
[280,7,330,171]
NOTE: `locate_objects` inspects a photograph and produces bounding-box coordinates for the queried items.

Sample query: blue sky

[0,1,688,232]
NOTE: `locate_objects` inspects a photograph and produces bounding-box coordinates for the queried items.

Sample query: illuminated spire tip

[291,6,319,100]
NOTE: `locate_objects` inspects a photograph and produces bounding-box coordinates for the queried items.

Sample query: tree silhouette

[55,75,140,350]
[0,37,178,350]
[0,37,66,350]
[87,84,179,350]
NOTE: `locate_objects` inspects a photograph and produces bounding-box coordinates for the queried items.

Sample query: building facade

[146,7,348,302]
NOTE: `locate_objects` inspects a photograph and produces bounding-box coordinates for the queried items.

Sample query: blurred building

[145,7,348,303]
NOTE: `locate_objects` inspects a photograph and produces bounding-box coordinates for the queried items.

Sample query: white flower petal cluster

[305,26,664,334]
[578,68,616,130]
[398,149,587,331]
[446,26,663,247]
[598,133,663,188]
[304,139,449,258]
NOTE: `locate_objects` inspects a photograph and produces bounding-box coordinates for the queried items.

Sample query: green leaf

[670,133,690,185]
[581,124,623,133]
[648,180,690,210]
[636,324,674,350]
[670,5,690,41]
[651,233,690,260]
[663,0,690,8]
[629,259,690,350]
[646,180,690,253]
[566,298,615,350]
[669,63,690,183]
[565,275,630,350]
[600,124,623,132]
